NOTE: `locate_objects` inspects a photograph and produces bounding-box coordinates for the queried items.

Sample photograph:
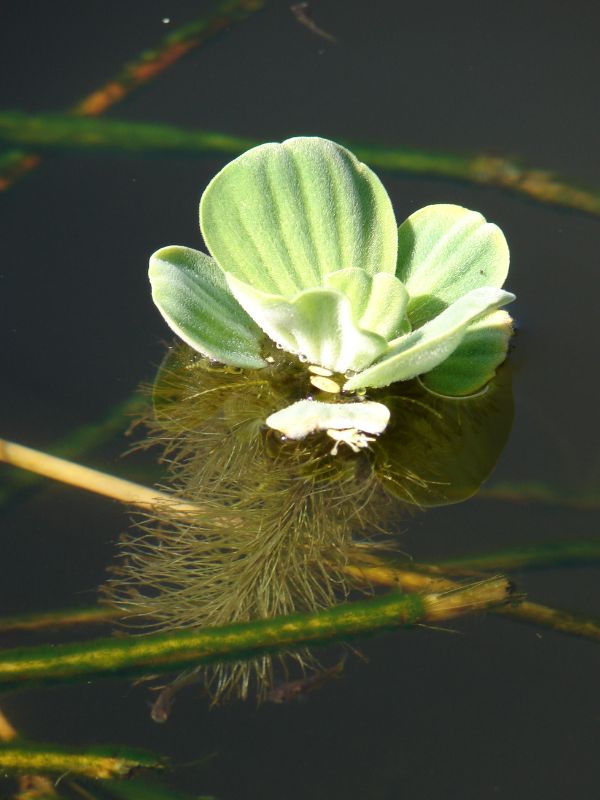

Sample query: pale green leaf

[324,269,409,340]
[200,137,398,298]
[343,287,515,390]
[149,246,266,368]
[266,399,390,439]
[420,310,514,396]
[226,274,388,373]
[323,268,371,317]
[396,204,510,327]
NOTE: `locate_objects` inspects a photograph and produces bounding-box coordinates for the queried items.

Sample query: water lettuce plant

[109,137,516,700]
[149,136,515,446]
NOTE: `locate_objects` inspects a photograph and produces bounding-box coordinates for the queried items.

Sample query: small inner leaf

[344,287,515,390]
[149,246,266,368]
[324,269,409,340]
[226,274,388,373]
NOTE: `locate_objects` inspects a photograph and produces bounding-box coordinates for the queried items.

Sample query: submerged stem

[0,708,60,798]
[0,708,18,742]
[0,605,121,635]
[0,745,162,779]
[0,582,510,688]
[0,438,195,513]
[345,561,600,643]
[3,439,600,650]
[1,112,600,218]
[424,540,600,574]
[500,602,600,642]
[0,0,266,191]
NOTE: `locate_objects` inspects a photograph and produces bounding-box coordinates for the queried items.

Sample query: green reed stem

[0,744,161,779]
[0,605,121,634]
[0,0,265,191]
[0,112,258,155]
[1,111,599,217]
[348,561,600,644]
[0,539,600,635]
[479,480,600,510]
[499,601,600,642]
[421,539,600,575]
[0,580,509,688]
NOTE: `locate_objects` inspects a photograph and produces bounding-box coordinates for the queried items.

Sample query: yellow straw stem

[0,707,18,742]
[0,438,196,513]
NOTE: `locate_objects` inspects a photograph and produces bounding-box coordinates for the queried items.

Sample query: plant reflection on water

[103,343,513,702]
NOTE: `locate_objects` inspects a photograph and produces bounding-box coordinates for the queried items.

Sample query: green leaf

[324,268,409,340]
[343,287,515,390]
[420,310,514,396]
[266,399,390,439]
[149,245,265,368]
[396,204,510,327]
[200,137,398,298]
[226,274,388,373]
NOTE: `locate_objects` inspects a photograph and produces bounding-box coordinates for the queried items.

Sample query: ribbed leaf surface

[324,269,409,340]
[344,287,515,390]
[420,310,513,396]
[226,275,388,373]
[397,204,510,327]
[201,137,398,297]
[149,246,265,368]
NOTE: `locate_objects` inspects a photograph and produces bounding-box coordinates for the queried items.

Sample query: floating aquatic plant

[105,137,516,702]
[149,135,515,446]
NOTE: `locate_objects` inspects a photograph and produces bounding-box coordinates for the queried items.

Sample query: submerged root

[103,346,408,701]
[103,342,510,702]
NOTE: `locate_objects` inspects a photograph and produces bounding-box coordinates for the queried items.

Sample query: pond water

[1,1,599,798]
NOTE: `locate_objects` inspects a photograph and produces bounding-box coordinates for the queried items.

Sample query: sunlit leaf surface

[149,245,266,368]
[344,287,514,390]
[420,309,513,396]
[200,137,398,297]
[397,204,510,327]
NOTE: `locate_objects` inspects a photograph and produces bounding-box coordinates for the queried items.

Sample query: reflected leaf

[372,364,514,506]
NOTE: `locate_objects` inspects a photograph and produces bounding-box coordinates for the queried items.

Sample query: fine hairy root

[103,345,405,701]
[103,343,511,701]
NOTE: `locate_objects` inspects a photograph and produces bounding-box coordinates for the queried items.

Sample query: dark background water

[1,1,599,798]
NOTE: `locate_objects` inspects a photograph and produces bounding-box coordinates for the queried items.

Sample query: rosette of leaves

[149,136,515,443]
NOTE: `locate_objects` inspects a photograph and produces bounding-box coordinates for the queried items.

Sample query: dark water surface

[1,1,599,798]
